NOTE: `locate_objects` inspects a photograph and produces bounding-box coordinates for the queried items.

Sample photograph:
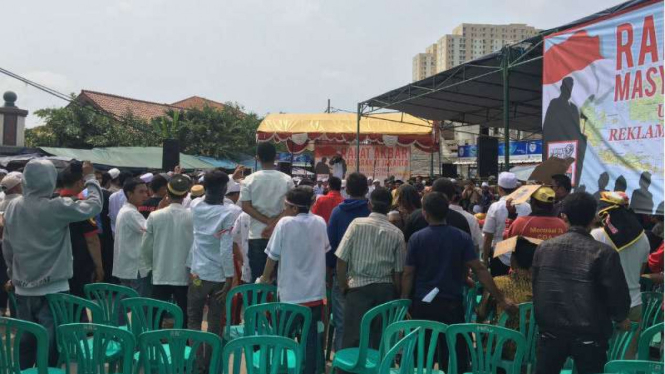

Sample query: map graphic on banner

[314,145,410,182]
[543,0,664,215]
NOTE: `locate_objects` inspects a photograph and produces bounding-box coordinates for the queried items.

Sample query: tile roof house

[75,90,227,122]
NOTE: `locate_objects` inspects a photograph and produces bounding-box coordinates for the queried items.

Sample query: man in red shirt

[506,186,567,241]
[311,177,344,223]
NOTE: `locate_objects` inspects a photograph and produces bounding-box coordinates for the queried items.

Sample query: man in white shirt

[313,179,325,196]
[188,170,242,368]
[240,143,294,281]
[438,179,483,253]
[141,175,193,316]
[108,171,131,236]
[591,192,650,358]
[482,172,531,276]
[259,186,329,374]
[112,178,150,296]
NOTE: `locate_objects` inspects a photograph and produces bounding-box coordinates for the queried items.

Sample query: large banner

[314,144,410,181]
[543,0,664,215]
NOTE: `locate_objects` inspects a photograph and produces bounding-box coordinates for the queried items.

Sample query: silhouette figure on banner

[593,172,610,201]
[543,77,588,187]
[614,175,627,192]
[631,172,654,214]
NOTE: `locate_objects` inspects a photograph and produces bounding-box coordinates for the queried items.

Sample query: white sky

[2,0,625,127]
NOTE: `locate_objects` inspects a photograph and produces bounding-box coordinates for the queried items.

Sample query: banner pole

[502,47,511,171]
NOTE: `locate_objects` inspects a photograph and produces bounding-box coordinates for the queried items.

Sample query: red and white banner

[314,144,410,182]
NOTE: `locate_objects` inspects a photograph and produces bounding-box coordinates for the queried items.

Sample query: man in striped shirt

[335,187,406,350]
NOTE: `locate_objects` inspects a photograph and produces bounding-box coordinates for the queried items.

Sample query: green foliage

[25,97,260,161]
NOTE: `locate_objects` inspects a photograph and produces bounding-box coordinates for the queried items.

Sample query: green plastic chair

[326,288,335,361]
[330,299,411,374]
[224,284,277,342]
[497,302,537,371]
[381,320,448,374]
[138,329,222,374]
[84,283,139,327]
[446,323,526,374]
[640,277,655,292]
[641,292,664,330]
[378,329,420,374]
[0,317,63,374]
[608,322,640,361]
[46,294,115,363]
[120,297,191,362]
[463,284,480,323]
[56,323,135,374]
[604,359,664,374]
[222,335,301,374]
[638,322,664,361]
[244,302,311,372]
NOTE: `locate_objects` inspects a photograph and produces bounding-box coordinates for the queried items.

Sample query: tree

[26,97,261,161]
[26,97,157,148]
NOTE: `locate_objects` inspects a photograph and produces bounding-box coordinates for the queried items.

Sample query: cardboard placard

[506,185,542,205]
[493,236,544,258]
[528,157,575,185]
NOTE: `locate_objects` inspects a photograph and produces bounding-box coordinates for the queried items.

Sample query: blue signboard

[458,140,542,161]
[277,152,313,164]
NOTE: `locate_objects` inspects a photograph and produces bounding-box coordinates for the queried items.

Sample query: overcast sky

[4,0,625,127]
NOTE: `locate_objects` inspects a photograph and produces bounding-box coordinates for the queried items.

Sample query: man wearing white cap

[0,173,22,212]
[139,174,168,219]
[482,172,531,276]
[107,168,121,193]
[480,182,494,212]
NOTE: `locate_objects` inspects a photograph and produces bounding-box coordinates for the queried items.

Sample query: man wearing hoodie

[2,160,102,368]
[326,172,370,353]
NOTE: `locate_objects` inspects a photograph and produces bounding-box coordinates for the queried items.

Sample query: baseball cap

[108,168,120,180]
[498,172,518,189]
[226,181,241,195]
[190,185,204,197]
[167,175,190,197]
[532,186,556,203]
[0,175,21,191]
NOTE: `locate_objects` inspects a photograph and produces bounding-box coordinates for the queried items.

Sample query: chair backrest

[0,317,49,374]
[138,329,222,374]
[222,335,301,374]
[463,283,480,323]
[608,321,640,361]
[84,283,139,326]
[47,293,104,327]
[57,323,135,374]
[121,297,183,337]
[605,359,664,374]
[641,292,664,330]
[244,302,311,355]
[638,322,664,361]
[225,284,276,333]
[356,299,411,368]
[446,323,526,374]
[498,302,537,365]
[379,329,420,374]
[381,320,448,374]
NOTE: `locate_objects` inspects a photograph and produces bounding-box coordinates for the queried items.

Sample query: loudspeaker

[477,136,498,178]
[162,139,180,172]
[442,163,457,178]
[278,162,292,175]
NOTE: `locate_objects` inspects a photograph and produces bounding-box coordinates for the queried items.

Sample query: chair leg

[326,323,335,361]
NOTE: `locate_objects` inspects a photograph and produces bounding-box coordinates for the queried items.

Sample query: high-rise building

[412,53,436,82]
[412,23,539,81]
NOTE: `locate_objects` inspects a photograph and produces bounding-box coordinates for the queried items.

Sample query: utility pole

[327,99,331,113]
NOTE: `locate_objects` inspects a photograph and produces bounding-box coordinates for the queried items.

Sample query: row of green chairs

[0,317,306,374]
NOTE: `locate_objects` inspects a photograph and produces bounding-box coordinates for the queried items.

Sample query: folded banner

[542,0,664,215]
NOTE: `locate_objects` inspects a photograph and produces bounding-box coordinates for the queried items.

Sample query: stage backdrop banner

[315,144,410,181]
[542,0,664,215]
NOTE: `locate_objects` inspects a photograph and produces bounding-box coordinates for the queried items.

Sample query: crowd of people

[0,141,662,374]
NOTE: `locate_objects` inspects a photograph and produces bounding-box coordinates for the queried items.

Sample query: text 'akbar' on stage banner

[542,0,664,215]
[314,144,411,181]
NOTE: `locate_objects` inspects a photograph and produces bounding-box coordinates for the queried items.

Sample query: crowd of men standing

[0,140,661,374]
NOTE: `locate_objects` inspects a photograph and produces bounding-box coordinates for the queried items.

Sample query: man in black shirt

[140,174,168,219]
[59,163,104,298]
[404,178,471,242]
